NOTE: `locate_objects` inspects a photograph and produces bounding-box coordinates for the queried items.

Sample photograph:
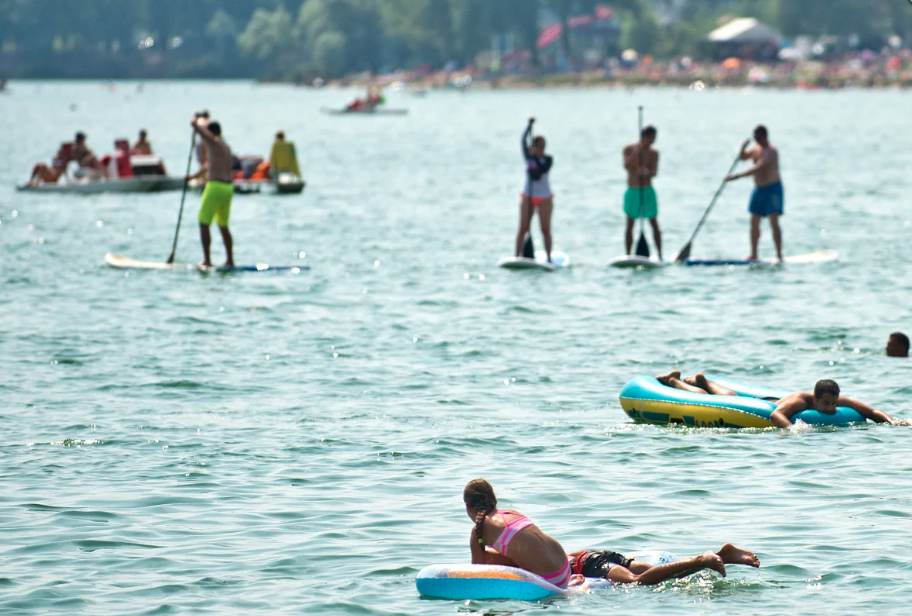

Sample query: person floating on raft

[657,371,909,427]
[464,479,573,588]
[568,543,759,586]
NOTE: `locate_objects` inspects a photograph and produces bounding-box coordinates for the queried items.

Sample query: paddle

[522,117,536,260]
[634,106,650,258]
[673,146,745,263]
[166,128,198,264]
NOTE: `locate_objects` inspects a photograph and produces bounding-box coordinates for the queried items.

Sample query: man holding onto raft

[886,332,909,358]
[191,114,234,268]
[725,125,783,262]
[568,543,759,586]
[657,371,909,427]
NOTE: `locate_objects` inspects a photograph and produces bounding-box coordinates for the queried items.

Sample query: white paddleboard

[497,250,569,272]
[684,249,838,267]
[608,255,669,269]
[105,253,308,272]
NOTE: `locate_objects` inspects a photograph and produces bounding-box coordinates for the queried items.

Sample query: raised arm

[738,139,753,161]
[839,397,910,426]
[522,118,534,160]
[191,117,217,145]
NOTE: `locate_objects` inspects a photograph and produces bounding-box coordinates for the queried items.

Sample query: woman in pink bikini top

[463,478,572,588]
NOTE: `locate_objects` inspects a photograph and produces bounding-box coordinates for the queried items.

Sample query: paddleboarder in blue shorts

[725,125,783,262]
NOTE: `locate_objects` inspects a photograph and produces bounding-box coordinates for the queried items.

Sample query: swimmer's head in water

[641,125,657,145]
[887,332,910,357]
[813,379,840,413]
[464,479,497,544]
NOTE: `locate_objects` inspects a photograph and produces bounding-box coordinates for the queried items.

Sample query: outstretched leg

[649,217,662,260]
[748,214,761,260]
[538,197,554,262]
[613,544,759,586]
[607,551,726,585]
[684,373,737,397]
[514,197,533,257]
[199,223,212,267]
[218,225,234,267]
[656,370,708,395]
[769,213,783,262]
[625,217,635,255]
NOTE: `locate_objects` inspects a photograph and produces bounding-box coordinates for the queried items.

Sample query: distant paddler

[516,117,555,262]
[622,125,661,259]
[725,125,783,262]
[191,113,234,268]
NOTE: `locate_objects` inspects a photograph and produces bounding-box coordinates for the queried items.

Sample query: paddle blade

[674,242,692,263]
[521,232,535,259]
[635,232,650,258]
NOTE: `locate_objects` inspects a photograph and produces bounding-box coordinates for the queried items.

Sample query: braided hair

[464,479,497,547]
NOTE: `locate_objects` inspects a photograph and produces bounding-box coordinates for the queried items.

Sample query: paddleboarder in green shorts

[622,126,661,258]
[191,114,234,267]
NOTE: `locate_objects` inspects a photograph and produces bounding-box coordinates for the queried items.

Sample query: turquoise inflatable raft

[619,376,866,428]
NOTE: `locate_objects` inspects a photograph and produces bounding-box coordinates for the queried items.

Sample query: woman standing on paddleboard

[516,118,554,263]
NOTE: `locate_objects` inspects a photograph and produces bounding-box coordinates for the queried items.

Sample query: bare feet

[716,543,760,568]
[701,551,726,577]
[746,254,759,261]
[656,370,682,387]
[688,373,710,390]
[222,261,234,268]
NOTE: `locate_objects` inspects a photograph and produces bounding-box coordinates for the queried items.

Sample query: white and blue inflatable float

[416,551,677,600]
[620,375,866,428]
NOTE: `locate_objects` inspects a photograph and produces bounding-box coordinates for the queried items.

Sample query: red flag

[537,23,562,49]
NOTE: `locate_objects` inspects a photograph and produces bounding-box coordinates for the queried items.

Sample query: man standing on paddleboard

[191,114,234,267]
[622,126,661,259]
[725,125,783,262]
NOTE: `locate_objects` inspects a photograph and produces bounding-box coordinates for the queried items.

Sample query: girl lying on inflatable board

[464,479,759,586]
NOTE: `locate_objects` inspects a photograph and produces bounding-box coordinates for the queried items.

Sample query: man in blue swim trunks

[725,125,783,262]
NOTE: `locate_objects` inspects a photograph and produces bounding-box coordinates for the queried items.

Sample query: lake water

[1,81,911,615]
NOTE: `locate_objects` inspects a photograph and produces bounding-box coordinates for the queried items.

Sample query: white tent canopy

[707,18,783,45]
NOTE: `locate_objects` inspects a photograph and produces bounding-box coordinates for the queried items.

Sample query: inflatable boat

[619,376,866,428]
[416,551,677,600]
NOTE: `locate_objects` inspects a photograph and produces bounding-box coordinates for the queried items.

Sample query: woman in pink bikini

[463,478,572,589]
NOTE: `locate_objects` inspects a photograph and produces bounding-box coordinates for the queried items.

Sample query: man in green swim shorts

[192,114,234,267]
[622,126,661,259]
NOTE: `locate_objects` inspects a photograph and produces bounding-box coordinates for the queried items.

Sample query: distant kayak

[320,106,409,116]
[105,253,308,273]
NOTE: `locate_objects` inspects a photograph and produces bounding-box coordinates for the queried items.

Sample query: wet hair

[75,132,86,142]
[208,121,221,136]
[890,332,910,353]
[754,125,768,139]
[463,479,497,547]
[814,379,840,399]
[641,125,657,138]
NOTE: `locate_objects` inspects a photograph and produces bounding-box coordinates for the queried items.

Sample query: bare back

[749,144,780,188]
[472,511,567,577]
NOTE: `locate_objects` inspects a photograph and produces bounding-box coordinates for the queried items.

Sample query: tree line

[0,0,909,79]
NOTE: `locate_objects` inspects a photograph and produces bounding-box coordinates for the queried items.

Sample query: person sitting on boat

[886,332,909,358]
[268,131,301,179]
[345,87,383,111]
[131,129,153,155]
[27,142,73,186]
[567,543,759,586]
[656,371,909,427]
[71,132,107,180]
